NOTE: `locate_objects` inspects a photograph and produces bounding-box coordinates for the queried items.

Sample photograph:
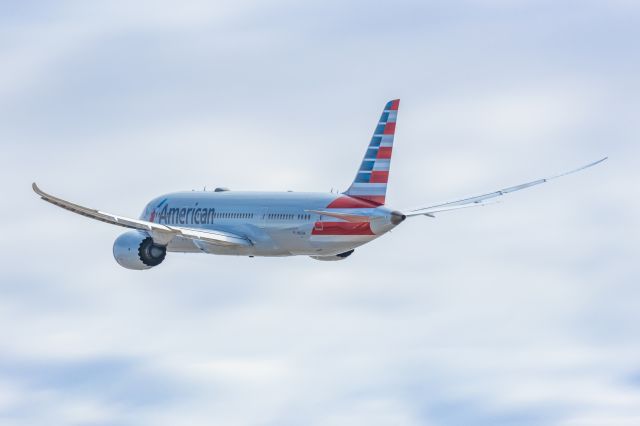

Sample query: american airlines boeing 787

[33,99,606,269]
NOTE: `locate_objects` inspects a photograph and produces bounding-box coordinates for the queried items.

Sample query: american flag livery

[343,99,399,205]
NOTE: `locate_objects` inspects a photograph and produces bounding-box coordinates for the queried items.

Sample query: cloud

[1,1,639,425]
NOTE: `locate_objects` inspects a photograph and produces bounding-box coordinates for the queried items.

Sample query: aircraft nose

[390,210,406,225]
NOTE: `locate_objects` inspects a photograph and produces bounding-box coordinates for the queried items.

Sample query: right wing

[404,157,607,217]
[32,183,252,247]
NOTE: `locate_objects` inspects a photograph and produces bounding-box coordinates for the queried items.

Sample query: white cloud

[1,0,639,425]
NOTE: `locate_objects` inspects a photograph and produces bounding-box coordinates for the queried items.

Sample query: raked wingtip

[32,182,45,197]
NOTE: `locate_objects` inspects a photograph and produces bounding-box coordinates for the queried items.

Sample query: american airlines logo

[150,203,216,225]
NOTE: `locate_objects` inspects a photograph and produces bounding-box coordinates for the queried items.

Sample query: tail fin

[343,99,399,205]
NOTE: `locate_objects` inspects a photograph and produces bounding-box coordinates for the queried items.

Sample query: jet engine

[310,249,354,261]
[113,231,166,270]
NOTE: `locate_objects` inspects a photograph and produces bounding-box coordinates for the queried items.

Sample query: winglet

[32,182,44,197]
[550,156,608,180]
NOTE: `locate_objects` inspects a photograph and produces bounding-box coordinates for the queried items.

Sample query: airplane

[33,99,607,269]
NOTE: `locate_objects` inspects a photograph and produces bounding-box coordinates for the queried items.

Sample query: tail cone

[390,211,406,225]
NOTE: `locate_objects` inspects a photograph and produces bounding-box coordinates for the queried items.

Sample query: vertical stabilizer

[343,99,399,205]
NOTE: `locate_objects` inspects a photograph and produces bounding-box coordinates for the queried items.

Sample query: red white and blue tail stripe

[343,99,399,205]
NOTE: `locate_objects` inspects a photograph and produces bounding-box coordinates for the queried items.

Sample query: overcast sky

[1,1,639,425]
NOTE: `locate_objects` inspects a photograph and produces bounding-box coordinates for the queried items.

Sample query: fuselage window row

[205,212,313,221]
[265,213,311,220]
[211,212,255,219]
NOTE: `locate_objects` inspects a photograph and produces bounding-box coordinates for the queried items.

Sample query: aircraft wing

[32,183,251,247]
[405,157,607,218]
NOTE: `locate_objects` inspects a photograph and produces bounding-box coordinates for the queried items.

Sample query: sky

[1,0,639,424]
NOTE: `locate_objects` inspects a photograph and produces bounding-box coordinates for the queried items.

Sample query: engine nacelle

[310,249,354,261]
[113,231,166,270]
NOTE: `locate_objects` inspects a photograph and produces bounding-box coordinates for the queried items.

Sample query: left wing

[405,157,607,217]
[32,183,251,247]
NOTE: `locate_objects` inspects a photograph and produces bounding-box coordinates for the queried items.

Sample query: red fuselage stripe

[311,222,374,235]
[326,196,381,208]
[353,195,385,204]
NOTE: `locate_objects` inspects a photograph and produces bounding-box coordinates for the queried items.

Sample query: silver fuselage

[140,191,400,257]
